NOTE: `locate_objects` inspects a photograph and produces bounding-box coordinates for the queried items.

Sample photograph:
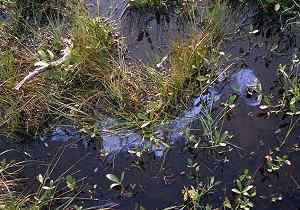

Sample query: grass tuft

[0,1,230,139]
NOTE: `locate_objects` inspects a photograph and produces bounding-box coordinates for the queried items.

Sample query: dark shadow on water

[1,1,300,209]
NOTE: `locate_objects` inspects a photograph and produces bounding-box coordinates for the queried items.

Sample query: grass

[185,96,236,150]
[13,0,74,23]
[238,0,300,25]
[261,53,300,116]
[128,0,168,10]
[1,1,299,210]
[257,0,300,12]
[0,151,22,208]
[277,54,300,115]
[128,0,200,15]
[0,148,107,210]
[0,0,229,139]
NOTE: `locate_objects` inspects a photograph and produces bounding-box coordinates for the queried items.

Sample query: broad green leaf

[42,186,54,190]
[38,49,47,59]
[223,197,232,209]
[120,171,125,182]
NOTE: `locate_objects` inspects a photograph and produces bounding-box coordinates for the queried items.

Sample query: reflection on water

[1,1,300,210]
[85,0,202,63]
[43,87,221,157]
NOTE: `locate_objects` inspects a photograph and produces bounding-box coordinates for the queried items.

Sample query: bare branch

[15,42,73,91]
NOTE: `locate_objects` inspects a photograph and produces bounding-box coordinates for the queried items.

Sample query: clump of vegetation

[257,0,300,15]
[182,177,220,210]
[128,0,168,10]
[13,0,75,22]
[224,170,256,210]
[0,48,45,136]
[238,0,300,25]
[261,53,300,116]
[263,154,291,173]
[128,0,200,14]
[277,54,300,115]
[0,149,100,210]
[0,1,228,139]
[184,95,236,150]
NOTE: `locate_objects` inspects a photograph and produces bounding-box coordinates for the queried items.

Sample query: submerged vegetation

[0,0,300,209]
[0,149,105,210]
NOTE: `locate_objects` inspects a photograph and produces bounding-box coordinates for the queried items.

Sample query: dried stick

[15,42,73,91]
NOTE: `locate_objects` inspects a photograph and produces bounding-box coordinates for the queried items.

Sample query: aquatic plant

[277,54,300,115]
[260,53,300,117]
[184,95,236,150]
[0,148,102,210]
[0,151,23,208]
[257,0,300,14]
[223,170,256,210]
[128,0,168,10]
[264,154,291,173]
[238,0,300,27]
[0,0,229,139]
[105,172,128,196]
[182,177,220,210]
[128,0,200,15]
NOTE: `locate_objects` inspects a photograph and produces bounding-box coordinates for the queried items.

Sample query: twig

[14,41,73,91]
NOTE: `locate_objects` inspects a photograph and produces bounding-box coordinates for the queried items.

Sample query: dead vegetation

[0,1,229,140]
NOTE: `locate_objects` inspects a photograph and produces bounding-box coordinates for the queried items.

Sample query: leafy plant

[106,172,125,193]
[257,0,300,14]
[224,170,256,210]
[66,175,77,191]
[184,95,236,150]
[0,148,88,210]
[277,54,300,116]
[264,154,291,173]
[182,177,220,210]
[128,0,168,10]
